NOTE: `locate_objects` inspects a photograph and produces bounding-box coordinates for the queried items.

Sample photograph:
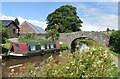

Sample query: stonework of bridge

[59,31,110,48]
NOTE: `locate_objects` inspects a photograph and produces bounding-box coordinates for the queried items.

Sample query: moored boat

[6,42,60,58]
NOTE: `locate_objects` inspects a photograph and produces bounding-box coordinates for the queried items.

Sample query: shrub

[75,38,96,47]
[0,23,8,44]
[2,46,8,53]
[109,31,120,53]
[42,45,118,77]
[60,44,69,50]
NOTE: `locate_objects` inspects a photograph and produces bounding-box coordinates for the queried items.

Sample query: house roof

[0,20,13,26]
[0,20,19,29]
[21,21,47,33]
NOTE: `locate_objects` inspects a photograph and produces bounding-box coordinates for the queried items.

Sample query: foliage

[0,23,8,44]
[1,39,11,53]
[48,28,58,35]
[106,28,111,32]
[110,50,120,59]
[74,38,96,47]
[2,46,8,53]
[18,38,51,43]
[109,31,120,53]
[48,29,59,41]
[14,18,20,26]
[60,44,69,50]
[14,45,120,77]
[46,5,83,33]
[42,45,119,77]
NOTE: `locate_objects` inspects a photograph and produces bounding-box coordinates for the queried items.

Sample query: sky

[1,2,119,31]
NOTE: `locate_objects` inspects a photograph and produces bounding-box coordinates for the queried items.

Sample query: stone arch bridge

[59,31,110,48]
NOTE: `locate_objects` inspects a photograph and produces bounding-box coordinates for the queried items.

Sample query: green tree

[14,18,20,26]
[106,28,110,33]
[109,31,120,53]
[48,29,58,41]
[46,5,83,33]
[0,23,8,44]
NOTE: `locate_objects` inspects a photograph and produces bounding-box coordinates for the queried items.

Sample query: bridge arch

[59,31,110,48]
[70,37,96,52]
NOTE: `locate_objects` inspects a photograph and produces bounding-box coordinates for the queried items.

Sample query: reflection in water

[2,52,59,77]
[79,44,89,52]
[71,43,89,53]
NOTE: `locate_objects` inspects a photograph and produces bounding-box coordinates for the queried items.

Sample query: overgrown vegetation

[11,44,120,77]
[1,39,11,53]
[109,31,120,53]
[18,38,51,43]
[42,45,119,77]
[74,38,96,46]
[0,23,8,44]
[60,44,69,50]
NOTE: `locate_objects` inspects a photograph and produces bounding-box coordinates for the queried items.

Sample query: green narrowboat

[6,42,60,58]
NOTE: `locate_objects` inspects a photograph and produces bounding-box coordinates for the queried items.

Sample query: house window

[13,28,16,33]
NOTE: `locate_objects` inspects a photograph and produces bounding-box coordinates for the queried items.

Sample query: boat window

[36,45,41,50]
[51,44,54,48]
[47,44,50,49]
[14,44,20,53]
[30,45,36,51]
[41,44,45,50]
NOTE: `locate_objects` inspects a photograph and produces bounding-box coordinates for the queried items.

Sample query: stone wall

[59,31,110,48]
[20,33,52,39]
[20,31,110,48]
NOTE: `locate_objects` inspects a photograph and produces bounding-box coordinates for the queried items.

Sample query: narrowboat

[6,42,60,58]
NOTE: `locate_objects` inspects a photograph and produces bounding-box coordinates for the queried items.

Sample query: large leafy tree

[46,5,83,33]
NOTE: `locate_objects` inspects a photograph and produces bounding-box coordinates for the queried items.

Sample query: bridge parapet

[59,31,110,48]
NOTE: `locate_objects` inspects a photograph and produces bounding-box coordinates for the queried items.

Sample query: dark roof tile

[0,20,13,26]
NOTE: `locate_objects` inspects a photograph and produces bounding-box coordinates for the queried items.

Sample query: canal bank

[2,51,59,77]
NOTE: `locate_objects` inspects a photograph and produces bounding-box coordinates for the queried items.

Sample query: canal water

[79,44,89,52]
[2,52,59,77]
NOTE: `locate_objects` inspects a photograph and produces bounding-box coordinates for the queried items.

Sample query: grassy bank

[18,38,51,43]
[110,51,120,59]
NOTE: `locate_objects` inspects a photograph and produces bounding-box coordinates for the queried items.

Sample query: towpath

[8,38,18,42]
[110,53,120,70]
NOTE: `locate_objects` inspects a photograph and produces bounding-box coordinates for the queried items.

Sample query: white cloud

[1,14,118,31]
[73,3,118,31]
[1,15,47,30]
[1,15,15,20]
[81,14,118,31]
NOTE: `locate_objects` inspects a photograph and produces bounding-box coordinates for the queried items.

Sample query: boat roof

[12,42,26,44]
[26,42,56,45]
[12,42,28,54]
